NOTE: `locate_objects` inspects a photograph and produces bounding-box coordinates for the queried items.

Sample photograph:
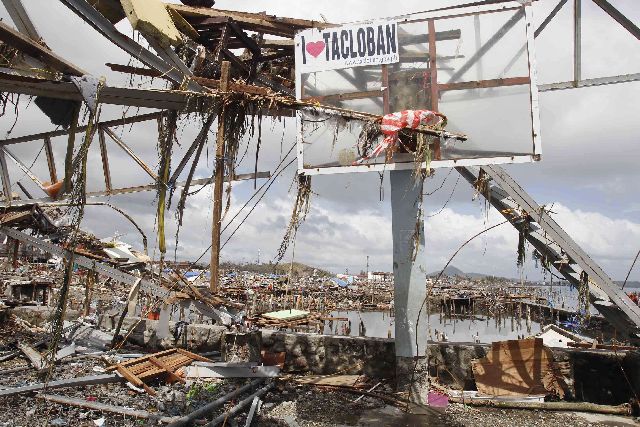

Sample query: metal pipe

[101,127,158,181]
[203,382,275,427]
[0,112,162,146]
[166,379,265,427]
[573,0,582,86]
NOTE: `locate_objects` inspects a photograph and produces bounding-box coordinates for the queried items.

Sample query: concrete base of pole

[396,356,429,407]
[390,169,430,411]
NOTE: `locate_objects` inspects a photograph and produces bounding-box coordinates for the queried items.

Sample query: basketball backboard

[294,1,541,175]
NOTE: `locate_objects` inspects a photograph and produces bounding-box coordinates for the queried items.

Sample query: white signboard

[295,20,399,74]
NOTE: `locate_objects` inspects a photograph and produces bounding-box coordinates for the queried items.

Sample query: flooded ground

[324,310,543,343]
[321,285,590,343]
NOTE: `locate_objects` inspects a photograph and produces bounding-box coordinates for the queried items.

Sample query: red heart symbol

[306,41,326,58]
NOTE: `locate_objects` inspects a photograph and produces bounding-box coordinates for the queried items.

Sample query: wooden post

[210,61,231,292]
[0,149,12,205]
[98,128,112,193]
[43,137,58,183]
[12,239,19,269]
[83,271,94,317]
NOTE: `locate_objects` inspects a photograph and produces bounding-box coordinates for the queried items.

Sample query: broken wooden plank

[0,112,162,146]
[149,356,185,384]
[294,375,362,387]
[167,4,329,37]
[447,397,631,415]
[353,381,383,403]
[567,342,636,351]
[175,348,214,363]
[38,394,179,423]
[116,364,156,395]
[106,349,211,394]
[0,374,123,397]
[0,20,85,75]
[17,342,45,370]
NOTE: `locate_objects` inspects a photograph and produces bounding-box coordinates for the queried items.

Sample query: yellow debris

[120,0,182,47]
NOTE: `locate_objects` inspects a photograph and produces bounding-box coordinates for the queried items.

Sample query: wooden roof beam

[0,20,85,76]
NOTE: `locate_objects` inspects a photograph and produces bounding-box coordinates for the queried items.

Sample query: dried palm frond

[156,111,178,257]
[356,120,382,158]
[276,174,312,262]
[578,271,591,320]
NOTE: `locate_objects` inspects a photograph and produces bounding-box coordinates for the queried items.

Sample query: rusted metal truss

[457,166,640,344]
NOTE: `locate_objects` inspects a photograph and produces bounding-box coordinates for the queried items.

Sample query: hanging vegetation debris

[516,211,531,268]
[578,271,591,320]
[276,174,312,262]
[156,110,178,258]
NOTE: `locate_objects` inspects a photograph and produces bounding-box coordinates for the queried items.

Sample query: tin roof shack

[3,278,53,306]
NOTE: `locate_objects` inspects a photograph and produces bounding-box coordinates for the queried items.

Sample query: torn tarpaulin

[354,109,445,165]
[34,75,103,126]
[70,75,103,114]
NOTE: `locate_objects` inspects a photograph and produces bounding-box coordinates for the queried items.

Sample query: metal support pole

[390,169,428,407]
[1,0,41,41]
[574,0,582,87]
[592,0,640,40]
[210,61,231,292]
[203,382,274,427]
[102,127,158,181]
[427,19,441,160]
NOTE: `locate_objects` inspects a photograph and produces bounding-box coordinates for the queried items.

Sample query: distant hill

[220,261,332,278]
[428,265,494,279]
[428,265,465,277]
[429,266,640,287]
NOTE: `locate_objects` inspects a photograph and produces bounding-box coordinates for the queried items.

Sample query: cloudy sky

[0,0,638,281]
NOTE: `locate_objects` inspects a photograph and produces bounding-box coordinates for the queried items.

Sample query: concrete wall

[97,316,227,351]
[261,331,640,405]
[261,330,396,378]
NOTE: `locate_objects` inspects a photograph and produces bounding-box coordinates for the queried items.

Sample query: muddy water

[321,285,591,343]
[324,310,543,344]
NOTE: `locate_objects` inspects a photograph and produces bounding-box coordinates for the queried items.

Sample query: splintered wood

[294,375,364,387]
[106,349,211,395]
[471,338,564,398]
